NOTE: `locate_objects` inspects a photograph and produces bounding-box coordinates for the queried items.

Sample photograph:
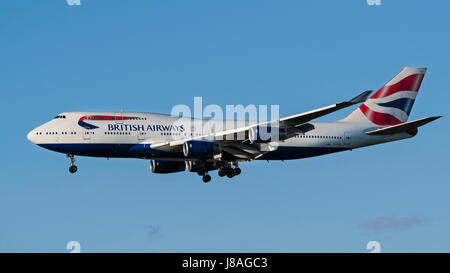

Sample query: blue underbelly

[38,143,348,160]
[259,146,348,160]
[38,143,183,159]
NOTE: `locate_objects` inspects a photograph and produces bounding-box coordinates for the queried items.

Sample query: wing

[279,90,372,127]
[149,90,372,160]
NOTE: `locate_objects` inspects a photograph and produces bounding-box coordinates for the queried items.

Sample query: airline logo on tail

[358,67,426,126]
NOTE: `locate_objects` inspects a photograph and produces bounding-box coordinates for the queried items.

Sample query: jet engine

[248,125,287,143]
[150,160,186,174]
[187,161,218,174]
[183,140,221,158]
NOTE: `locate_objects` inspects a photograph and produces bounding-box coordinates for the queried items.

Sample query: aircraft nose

[27,130,36,144]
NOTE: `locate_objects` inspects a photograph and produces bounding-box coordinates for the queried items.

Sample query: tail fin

[343,67,427,125]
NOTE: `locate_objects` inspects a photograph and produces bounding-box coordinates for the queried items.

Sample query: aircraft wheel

[202,174,211,183]
[226,169,235,178]
[69,165,78,174]
[234,167,241,175]
[218,169,226,177]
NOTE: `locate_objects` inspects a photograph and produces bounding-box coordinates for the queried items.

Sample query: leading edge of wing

[149,90,372,151]
[279,90,372,127]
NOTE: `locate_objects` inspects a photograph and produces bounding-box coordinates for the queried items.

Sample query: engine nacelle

[150,160,186,174]
[183,140,221,159]
[187,161,218,173]
[248,125,287,143]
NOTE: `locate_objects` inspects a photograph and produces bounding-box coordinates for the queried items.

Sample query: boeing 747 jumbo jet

[27,67,440,182]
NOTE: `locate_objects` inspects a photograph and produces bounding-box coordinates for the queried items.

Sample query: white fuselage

[27,111,413,161]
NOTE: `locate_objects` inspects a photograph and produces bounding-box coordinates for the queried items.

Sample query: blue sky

[0,0,449,252]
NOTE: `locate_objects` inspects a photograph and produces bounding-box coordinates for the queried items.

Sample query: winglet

[349,90,372,104]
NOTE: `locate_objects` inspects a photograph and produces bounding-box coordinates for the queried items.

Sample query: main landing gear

[218,167,241,178]
[202,173,212,183]
[195,169,212,183]
[217,162,241,179]
[196,162,242,183]
[67,154,78,174]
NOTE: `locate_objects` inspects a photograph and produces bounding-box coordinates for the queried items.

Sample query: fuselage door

[138,131,145,141]
[344,131,351,145]
[83,129,91,141]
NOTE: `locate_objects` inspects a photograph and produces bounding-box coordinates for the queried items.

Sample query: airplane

[27,67,441,183]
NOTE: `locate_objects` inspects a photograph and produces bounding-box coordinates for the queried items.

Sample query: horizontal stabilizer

[365,116,442,135]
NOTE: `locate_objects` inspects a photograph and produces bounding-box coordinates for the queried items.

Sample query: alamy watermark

[366,241,382,253]
[64,240,381,253]
[170,97,281,151]
[66,240,81,253]
[366,0,382,6]
[66,0,81,6]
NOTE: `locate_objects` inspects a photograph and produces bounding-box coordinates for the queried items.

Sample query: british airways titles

[107,124,185,132]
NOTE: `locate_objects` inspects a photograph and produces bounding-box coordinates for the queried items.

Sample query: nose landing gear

[69,165,78,173]
[67,154,78,174]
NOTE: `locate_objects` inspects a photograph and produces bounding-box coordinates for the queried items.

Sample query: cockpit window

[54,115,66,119]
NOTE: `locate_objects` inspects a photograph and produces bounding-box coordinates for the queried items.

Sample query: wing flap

[221,146,253,159]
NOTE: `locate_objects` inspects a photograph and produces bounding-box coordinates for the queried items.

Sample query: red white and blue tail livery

[27,67,441,183]
[344,67,426,125]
